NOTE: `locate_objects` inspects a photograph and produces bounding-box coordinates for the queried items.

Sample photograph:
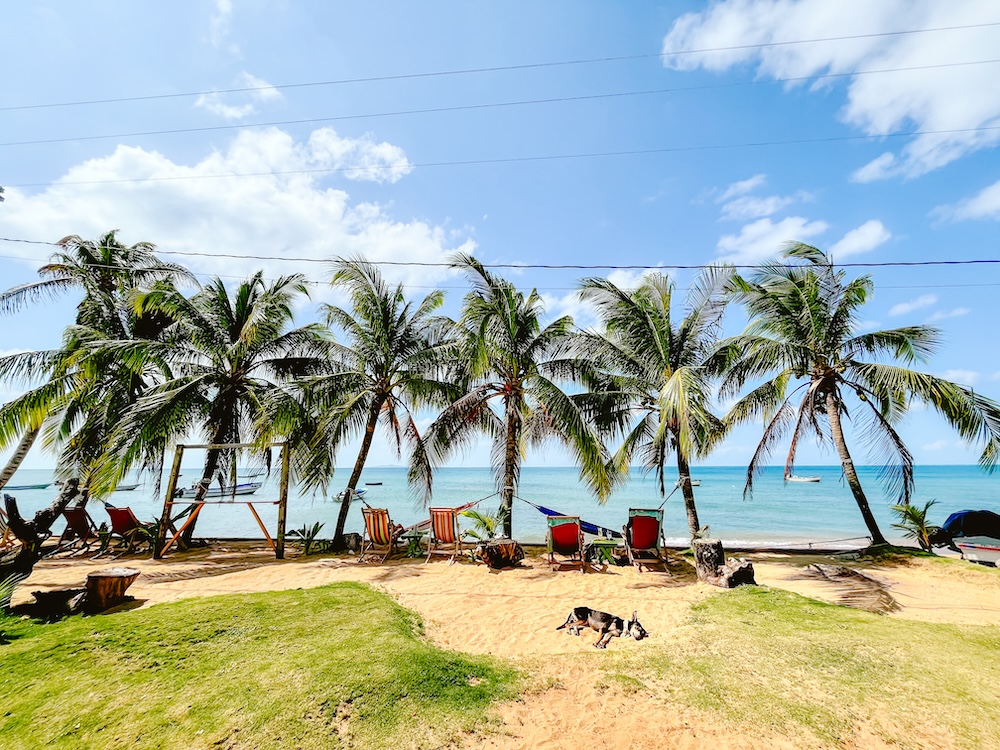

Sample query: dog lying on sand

[556,606,647,648]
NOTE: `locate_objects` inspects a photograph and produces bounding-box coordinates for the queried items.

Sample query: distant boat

[786,475,821,483]
[365,482,382,486]
[5,483,50,491]
[336,487,367,501]
[956,536,1000,567]
[114,483,140,491]
[174,481,263,499]
[676,478,701,487]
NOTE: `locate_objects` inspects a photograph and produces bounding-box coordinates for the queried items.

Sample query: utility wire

[5,58,999,149]
[0,236,998,270]
[7,124,1000,189]
[3,20,999,112]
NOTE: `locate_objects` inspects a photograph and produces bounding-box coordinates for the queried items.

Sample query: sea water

[4,465,998,548]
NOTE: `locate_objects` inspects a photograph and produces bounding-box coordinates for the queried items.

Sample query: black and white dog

[556,606,648,649]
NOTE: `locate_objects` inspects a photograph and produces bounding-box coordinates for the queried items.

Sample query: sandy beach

[12,544,1000,749]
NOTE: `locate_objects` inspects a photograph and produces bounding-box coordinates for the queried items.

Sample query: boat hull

[5,483,50,491]
[175,482,263,498]
[956,536,1000,567]
[786,476,821,483]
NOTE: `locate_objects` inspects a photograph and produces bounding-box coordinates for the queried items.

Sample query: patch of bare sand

[12,546,997,749]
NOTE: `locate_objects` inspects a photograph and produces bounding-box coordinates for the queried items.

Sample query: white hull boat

[336,488,368,501]
[956,536,1000,567]
[174,481,263,498]
[786,475,821,483]
[114,483,140,491]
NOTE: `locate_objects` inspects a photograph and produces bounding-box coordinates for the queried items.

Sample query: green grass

[607,586,1000,748]
[0,583,519,749]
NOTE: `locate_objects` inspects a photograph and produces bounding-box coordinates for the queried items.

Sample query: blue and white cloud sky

[2,1,999,471]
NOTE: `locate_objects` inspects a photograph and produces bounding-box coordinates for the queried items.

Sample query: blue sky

[2,1,999,472]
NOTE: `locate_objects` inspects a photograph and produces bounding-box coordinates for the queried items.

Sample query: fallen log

[1,480,81,591]
[692,538,756,588]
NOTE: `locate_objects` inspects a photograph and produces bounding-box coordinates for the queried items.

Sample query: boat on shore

[956,536,1000,567]
[173,481,263,499]
[786,475,821,483]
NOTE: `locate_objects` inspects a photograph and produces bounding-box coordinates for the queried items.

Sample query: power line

[0,236,998,270]
[4,58,998,149]
[3,20,999,113]
[7,124,1000,190]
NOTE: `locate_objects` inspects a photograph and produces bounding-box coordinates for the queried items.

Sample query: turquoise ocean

[4,465,998,548]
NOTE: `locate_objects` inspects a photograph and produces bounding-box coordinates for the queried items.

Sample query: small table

[591,538,621,565]
[401,529,427,558]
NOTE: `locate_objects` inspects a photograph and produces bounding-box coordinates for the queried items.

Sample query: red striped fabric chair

[623,508,666,573]
[360,507,403,564]
[426,507,473,564]
[546,515,586,573]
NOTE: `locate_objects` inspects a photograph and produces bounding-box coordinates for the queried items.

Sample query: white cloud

[195,71,284,120]
[888,294,936,316]
[922,439,949,452]
[932,179,1000,221]
[209,0,236,50]
[828,219,891,258]
[606,268,655,290]
[0,128,469,291]
[663,1,1000,178]
[716,216,828,263]
[718,174,767,202]
[926,307,971,322]
[720,194,797,221]
[941,369,980,385]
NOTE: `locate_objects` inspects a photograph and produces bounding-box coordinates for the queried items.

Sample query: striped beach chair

[360,507,403,564]
[425,507,473,564]
[547,515,586,573]
[623,508,666,573]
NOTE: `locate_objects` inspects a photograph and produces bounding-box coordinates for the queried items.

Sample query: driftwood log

[693,538,756,588]
[1,480,81,587]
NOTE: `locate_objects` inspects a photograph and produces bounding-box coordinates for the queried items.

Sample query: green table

[401,529,427,558]
[591,538,621,565]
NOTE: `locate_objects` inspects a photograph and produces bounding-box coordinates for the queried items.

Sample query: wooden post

[276,442,290,560]
[154,446,184,559]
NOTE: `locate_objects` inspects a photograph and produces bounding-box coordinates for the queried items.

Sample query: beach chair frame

[104,506,154,555]
[425,507,474,564]
[360,507,403,564]
[54,506,101,555]
[623,508,667,573]
[546,515,586,573]
[0,508,21,553]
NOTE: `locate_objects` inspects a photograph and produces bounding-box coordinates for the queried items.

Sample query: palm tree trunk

[0,426,41,492]
[675,450,701,540]
[825,390,888,546]
[333,397,384,548]
[500,407,520,539]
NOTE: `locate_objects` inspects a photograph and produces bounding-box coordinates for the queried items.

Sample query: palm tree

[721,243,1000,545]
[414,254,613,539]
[94,272,331,544]
[310,259,460,548]
[0,231,192,492]
[577,269,729,539]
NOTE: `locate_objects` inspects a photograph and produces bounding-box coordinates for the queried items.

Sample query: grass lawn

[0,582,520,749]
[606,585,1000,748]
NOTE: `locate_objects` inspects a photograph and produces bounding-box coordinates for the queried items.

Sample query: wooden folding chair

[425,507,473,564]
[623,508,667,573]
[55,506,101,555]
[546,515,586,573]
[360,507,403,564]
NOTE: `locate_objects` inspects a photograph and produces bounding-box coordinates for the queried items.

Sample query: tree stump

[692,538,756,588]
[476,539,524,569]
[85,567,140,611]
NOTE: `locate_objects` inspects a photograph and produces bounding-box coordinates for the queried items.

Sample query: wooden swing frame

[153,441,290,560]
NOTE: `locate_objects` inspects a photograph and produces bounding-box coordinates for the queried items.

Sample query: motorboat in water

[955,536,1000,567]
[5,483,51,491]
[676,478,701,487]
[173,481,263,499]
[786,475,821,483]
[336,487,368,501]
[114,483,141,491]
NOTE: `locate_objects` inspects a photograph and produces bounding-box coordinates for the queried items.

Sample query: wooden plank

[160,503,204,556]
[246,503,276,552]
[154,445,185,559]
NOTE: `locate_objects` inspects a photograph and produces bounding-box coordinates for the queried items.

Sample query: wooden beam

[155,445,185,559]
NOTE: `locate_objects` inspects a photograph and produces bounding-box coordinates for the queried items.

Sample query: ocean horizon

[5,464,998,548]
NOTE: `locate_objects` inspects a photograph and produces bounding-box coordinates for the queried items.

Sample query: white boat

[676,478,701,487]
[174,481,263,499]
[956,536,1000,567]
[114,483,140,491]
[336,487,367,501]
[786,475,821,483]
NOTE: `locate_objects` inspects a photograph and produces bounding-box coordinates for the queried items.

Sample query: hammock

[519,497,623,539]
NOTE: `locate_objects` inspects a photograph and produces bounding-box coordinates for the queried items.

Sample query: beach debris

[796,563,901,614]
[692,538,756,588]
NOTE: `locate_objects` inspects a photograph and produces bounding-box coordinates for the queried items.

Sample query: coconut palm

[721,243,1000,546]
[0,231,192,491]
[414,254,613,538]
[308,258,460,548]
[94,272,332,544]
[577,269,729,539]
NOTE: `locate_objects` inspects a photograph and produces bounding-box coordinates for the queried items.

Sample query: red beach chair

[105,506,154,554]
[55,506,101,555]
[360,507,403,564]
[426,507,473,564]
[623,508,666,573]
[547,515,586,573]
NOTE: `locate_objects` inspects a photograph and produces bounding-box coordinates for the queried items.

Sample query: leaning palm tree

[94,272,332,544]
[721,243,1000,545]
[0,231,192,491]
[577,269,729,539]
[309,258,460,548]
[414,254,613,539]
